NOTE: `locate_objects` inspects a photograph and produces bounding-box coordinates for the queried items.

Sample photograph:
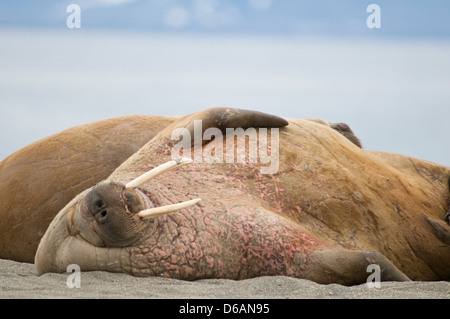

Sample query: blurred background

[1,0,449,165]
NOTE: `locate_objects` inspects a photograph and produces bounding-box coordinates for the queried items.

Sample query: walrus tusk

[138,198,201,220]
[126,157,193,189]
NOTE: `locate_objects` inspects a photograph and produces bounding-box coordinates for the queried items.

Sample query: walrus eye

[94,199,103,209]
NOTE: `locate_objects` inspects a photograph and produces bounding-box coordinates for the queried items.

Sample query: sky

[0,1,449,166]
[1,0,450,38]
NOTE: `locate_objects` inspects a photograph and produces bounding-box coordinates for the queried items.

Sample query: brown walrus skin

[32,107,450,285]
[0,114,177,262]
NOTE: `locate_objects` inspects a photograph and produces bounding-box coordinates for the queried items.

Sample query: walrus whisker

[138,198,201,220]
[126,157,193,189]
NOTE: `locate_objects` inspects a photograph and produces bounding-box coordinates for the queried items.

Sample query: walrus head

[35,158,200,274]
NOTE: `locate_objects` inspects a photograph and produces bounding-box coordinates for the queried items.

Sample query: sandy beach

[0,258,448,299]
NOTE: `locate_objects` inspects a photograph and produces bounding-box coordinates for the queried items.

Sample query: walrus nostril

[96,209,108,224]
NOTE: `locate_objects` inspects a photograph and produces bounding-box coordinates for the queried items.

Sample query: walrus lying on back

[31,107,449,285]
[2,107,447,281]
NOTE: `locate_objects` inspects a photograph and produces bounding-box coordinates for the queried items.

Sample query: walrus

[0,107,361,263]
[33,107,450,285]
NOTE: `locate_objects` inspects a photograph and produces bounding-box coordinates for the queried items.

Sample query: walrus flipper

[154,107,288,144]
[329,122,363,148]
[309,249,410,285]
[203,107,289,129]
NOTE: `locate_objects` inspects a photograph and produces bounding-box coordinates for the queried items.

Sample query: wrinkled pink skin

[119,143,323,279]
[129,195,321,279]
[101,157,330,281]
[102,123,333,280]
